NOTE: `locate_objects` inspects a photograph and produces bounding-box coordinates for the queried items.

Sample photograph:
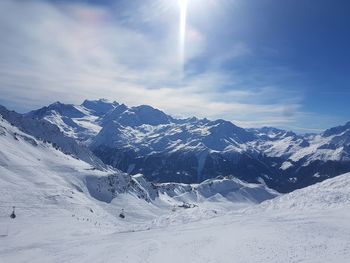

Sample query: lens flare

[178,0,188,73]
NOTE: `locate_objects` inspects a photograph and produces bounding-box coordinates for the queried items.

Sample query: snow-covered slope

[158,177,278,204]
[249,127,310,159]
[0,115,162,211]
[0,105,105,168]
[255,124,350,192]
[257,172,350,211]
[26,100,117,143]
[1,143,349,263]
[252,124,350,166]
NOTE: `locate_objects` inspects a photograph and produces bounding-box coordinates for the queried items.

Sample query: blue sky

[0,0,349,132]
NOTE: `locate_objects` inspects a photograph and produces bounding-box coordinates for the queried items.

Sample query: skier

[10,206,16,219]
[119,208,125,219]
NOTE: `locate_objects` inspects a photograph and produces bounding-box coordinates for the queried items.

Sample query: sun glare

[179,0,188,71]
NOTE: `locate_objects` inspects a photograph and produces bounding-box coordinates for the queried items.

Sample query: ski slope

[1,189,349,263]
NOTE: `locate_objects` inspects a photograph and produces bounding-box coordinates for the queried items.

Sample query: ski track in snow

[1,208,350,263]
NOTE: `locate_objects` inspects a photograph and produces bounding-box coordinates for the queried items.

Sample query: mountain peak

[99,103,172,127]
[81,99,119,116]
[82,98,117,104]
[130,105,172,125]
[323,121,350,137]
[26,101,85,120]
[47,101,73,109]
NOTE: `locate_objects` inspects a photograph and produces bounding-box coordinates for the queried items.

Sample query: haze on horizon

[0,0,349,133]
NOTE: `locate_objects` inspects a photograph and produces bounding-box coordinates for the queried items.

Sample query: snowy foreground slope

[1,167,349,263]
[0,116,349,263]
[255,172,350,212]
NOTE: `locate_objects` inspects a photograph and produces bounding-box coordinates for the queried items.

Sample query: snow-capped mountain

[0,113,160,205]
[26,100,114,143]
[0,105,105,168]
[22,99,350,192]
[0,112,276,207]
[0,112,278,246]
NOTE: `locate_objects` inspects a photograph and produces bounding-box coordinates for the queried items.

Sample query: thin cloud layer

[0,0,313,130]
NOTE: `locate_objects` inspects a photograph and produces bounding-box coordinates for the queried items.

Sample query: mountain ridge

[8,99,350,192]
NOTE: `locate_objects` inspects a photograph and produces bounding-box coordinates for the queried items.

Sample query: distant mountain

[26,100,111,143]
[22,99,350,192]
[157,176,278,204]
[0,114,276,211]
[0,114,159,206]
[0,104,105,168]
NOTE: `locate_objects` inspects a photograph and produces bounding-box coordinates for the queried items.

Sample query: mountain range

[2,99,349,193]
[0,111,277,210]
[1,100,350,262]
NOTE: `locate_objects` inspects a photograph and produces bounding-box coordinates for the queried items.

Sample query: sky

[0,0,349,132]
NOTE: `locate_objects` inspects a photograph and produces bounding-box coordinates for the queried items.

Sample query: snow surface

[1,183,350,263]
[255,172,350,211]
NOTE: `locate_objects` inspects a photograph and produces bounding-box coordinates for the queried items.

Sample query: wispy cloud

[0,0,310,130]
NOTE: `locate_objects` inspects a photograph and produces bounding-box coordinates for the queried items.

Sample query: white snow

[313,172,321,178]
[280,161,293,170]
[256,172,350,211]
[1,179,350,263]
